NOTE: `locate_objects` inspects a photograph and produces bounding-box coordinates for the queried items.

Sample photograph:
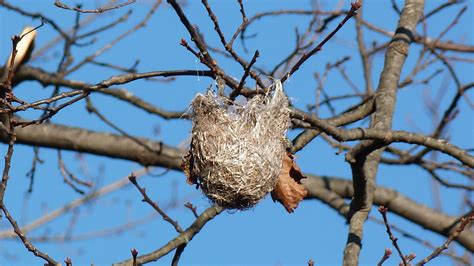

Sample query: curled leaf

[182,150,198,187]
[271,152,307,213]
[2,26,37,82]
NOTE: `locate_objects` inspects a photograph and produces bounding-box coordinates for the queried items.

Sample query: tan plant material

[271,152,307,213]
[2,26,36,81]
[183,81,290,210]
[182,151,197,186]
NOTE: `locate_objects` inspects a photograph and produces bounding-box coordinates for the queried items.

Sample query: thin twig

[416,212,474,265]
[377,248,392,266]
[378,206,408,266]
[1,21,44,218]
[0,1,69,39]
[0,203,59,265]
[76,10,132,39]
[280,1,361,83]
[65,0,160,75]
[26,147,43,193]
[128,173,183,233]
[201,0,266,89]
[230,50,260,100]
[0,168,151,239]
[131,249,138,266]
[369,215,471,264]
[184,202,198,218]
[57,150,93,194]
[14,91,90,127]
[168,0,257,95]
[55,0,135,13]
[0,35,44,266]
[86,98,163,154]
[113,205,224,265]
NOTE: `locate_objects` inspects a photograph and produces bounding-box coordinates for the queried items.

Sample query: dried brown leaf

[271,152,307,213]
[182,151,198,186]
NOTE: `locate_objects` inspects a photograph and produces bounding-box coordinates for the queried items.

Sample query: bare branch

[378,206,408,265]
[0,168,151,239]
[54,0,135,13]
[291,97,375,153]
[303,175,474,252]
[131,249,138,266]
[2,121,472,251]
[292,110,474,167]
[340,1,425,262]
[377,248,392,266]
[0,203,59,265]
[201,0,266,89]
[231,50,260,100]
[280,1,361,83]
[0,1,69,39]
[128,173,183,233]
[416,212,474,265]
[361,18,474,53]
[171,244,186,266]
[184,202,198,218]
[113,205,224,265]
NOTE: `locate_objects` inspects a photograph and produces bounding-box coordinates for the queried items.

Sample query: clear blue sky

[0,0,472,265]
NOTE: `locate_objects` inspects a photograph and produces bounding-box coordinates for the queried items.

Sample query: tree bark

[343,1,425,265]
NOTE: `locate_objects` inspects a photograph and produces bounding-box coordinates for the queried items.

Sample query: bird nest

[183,81,291,210]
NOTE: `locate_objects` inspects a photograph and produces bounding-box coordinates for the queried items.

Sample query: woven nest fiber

[184,81,291,210]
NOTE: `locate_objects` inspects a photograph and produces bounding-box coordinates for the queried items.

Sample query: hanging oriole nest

[183,81,291,210]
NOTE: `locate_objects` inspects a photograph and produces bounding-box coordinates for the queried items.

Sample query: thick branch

[303,175,474,252]
[291,97,375,153]
[361,19,474,53]
[7,122,183,169]
[292,111,473,167]
[343,1,425,265]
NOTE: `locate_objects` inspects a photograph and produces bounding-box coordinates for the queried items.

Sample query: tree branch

[6,122,183,169]
[128,174,183,233]
[54,0,135,13]
[303,175,474,252]
[0,203,59,265]
[113,205,224,265]
[291,110,473,167]
[342,1,425,264]
[280,1,361,83]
